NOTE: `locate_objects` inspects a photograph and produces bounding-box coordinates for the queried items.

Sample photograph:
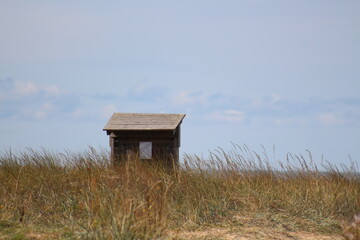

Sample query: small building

[103,113,185,166]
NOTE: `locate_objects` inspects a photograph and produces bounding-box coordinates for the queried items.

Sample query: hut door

[139,142,152,159]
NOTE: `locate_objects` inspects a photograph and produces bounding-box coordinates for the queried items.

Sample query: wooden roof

[103,113,186,131]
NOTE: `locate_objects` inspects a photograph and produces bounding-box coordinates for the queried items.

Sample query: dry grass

[0,145,359,239]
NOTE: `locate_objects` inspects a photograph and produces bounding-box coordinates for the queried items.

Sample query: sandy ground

[0,214,346,240]
[0,227,344,240]
[172,227,343,240]
[169,214,344,240]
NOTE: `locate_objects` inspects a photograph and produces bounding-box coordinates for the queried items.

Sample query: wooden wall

[107,126,181,167]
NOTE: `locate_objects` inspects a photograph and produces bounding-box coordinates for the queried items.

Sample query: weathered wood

[110,130,177,138]
[103,113,185,167]
[103,113,185,131]
[110,136,115,166]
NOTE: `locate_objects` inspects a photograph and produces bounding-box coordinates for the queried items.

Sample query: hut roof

[103,113,186,131]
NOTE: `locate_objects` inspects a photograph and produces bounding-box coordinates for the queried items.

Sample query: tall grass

[0,145,359,239]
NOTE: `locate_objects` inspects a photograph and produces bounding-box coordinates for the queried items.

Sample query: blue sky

[0,0,359,166]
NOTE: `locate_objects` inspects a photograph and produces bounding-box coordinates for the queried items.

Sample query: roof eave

[103,128,176,131]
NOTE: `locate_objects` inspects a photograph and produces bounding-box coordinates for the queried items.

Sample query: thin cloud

[274,117,310,126]
[169,91,360,127]
[0,78,76,120]
[210,110,246,123]
[14,81,38,96]
[252,93,283,107]
[71,104,118,121]
[317,113,347,126]
[171,91,208,106]
[3,78,358,128]
[0,78,61,100]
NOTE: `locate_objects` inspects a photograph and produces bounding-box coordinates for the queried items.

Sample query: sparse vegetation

[0,145,359,239]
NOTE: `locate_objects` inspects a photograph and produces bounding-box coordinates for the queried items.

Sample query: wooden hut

[103,113,185,166]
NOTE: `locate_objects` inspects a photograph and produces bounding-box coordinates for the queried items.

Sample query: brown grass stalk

[0,146,359,239]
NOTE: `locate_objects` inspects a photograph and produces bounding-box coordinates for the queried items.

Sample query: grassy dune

[0,146,359,239]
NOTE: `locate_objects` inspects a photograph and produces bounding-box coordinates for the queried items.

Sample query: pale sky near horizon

[0,0,359,167]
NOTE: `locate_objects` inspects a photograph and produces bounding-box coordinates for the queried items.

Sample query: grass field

[0,145,359,239]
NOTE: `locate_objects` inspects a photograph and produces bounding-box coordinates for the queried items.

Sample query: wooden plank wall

[109,127,180,167]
